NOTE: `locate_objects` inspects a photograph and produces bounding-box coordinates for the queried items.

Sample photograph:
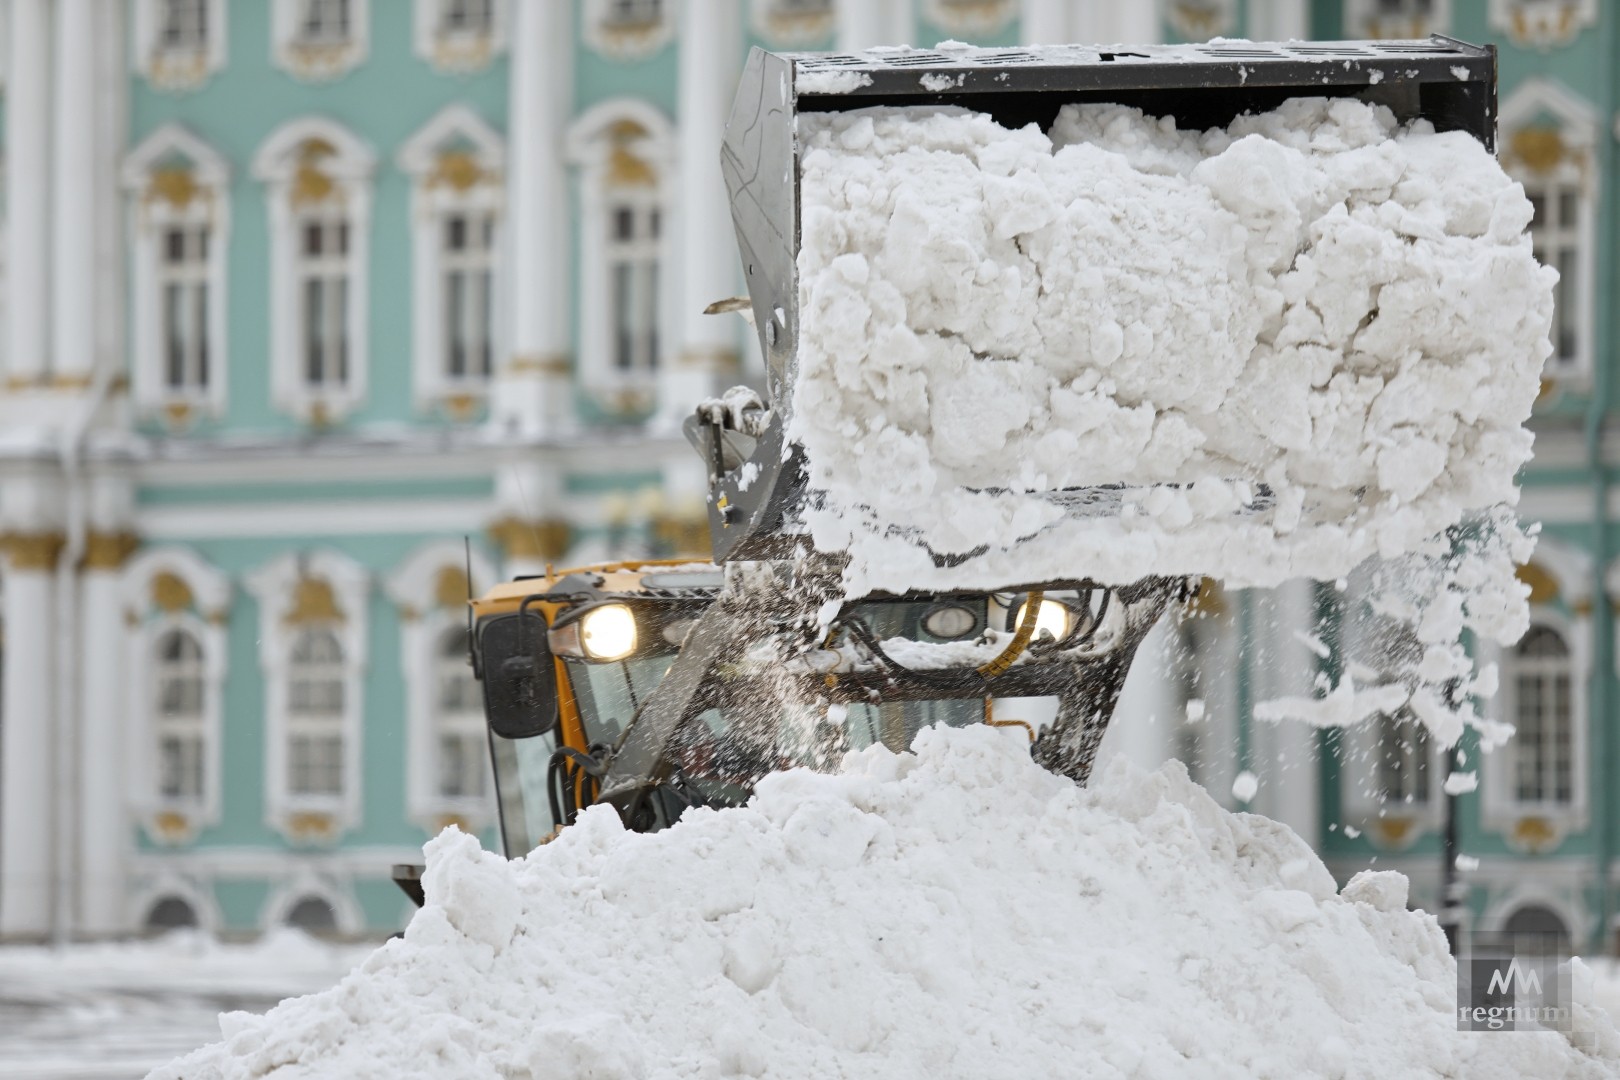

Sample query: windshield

[564,654,677,747]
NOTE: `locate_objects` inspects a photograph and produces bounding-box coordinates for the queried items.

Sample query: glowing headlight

[581,603,638,661]
[922,604,978,640]
[1015,599,1071,643]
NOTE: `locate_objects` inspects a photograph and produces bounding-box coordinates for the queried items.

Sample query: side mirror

[477,611,559,739]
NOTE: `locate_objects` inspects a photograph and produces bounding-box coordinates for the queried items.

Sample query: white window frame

[1343,0,1452,38]
[271,0,369,82]
[123,123,231,427]
[386,540,497,833]
[1502,624,1577,809]
[1500,79,1599,386]
[247,550,370,841]
[566,100,675,410]
[153,622,210,802]
[413,0,507,74]
[253,118,375,424]
[583,0,675,61]
[398,105,507,417]
[1481,598,1591,843]
[120,546,231,845]
[134,0,227,91]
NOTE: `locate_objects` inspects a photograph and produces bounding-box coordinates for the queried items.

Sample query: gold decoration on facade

[506,353,571,377]
[1185,578,1226,618]
[152,571,195,613]
[148,165,201,209]
[675,346,741,373]
[488,517,572,561]
[1515,562,1559,605]
[1167,0,1236,39]
[431,35,494,74]
[758,3,833,46]
[309,400,333,428]
[50,373,94,391]
[430,149,486,192]
[606,119,657,188]
[654,514,712,558]
[609,385,655,414]
[442,392,481,421]
[291,138,339,208]
[1510,814,1560,853]
[151,809,194,844]
[435,566,472,610]
[435,813,472,834]
[286,577,344,624]
[287,810,337,841]
[147,49,210,92]
[926,0,1016,36]
[1502,1,1597,51]
[1509,125,1568,174]
[1371,815,1416,849]
[163,401,196,429]
[83,531,140,571]
[1,532,66,571]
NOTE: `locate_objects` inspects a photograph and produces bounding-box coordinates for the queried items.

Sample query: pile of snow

[792,99,1552,599]
[155,727,1617,1079]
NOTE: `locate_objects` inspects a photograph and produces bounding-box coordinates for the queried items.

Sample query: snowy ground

[0,930,377,1080]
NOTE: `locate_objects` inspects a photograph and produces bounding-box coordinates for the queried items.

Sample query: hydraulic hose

[976,590,1044,677]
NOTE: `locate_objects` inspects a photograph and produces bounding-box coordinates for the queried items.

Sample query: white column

[495,0,573,436]
[1082,1,1161,45]
[1098,619,1177,772]
[51,0,96,385]
[658,0,741,427]
[92,0,128,382]
[837,0,912,50]
[1020,0,1072,44]
[6,0,50,386]
[1255,578,1321,842]
[0,552,57,939]
[75,556,127,935]
[1247,0,1309,41]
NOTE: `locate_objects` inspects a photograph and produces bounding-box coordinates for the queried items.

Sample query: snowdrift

[792,99,1553,597]
[155,727,1618,1079]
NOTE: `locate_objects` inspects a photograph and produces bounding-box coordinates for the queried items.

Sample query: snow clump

[153,726,1618,1079]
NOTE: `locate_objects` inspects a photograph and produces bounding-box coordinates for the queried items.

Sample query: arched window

[134,0,227,90]
[122,124,231,429]
[398,106,506,419]
[271,0,369,82]
[568,103,674,412]
[285,895,338,933]
[436,628,486,800]
[1374,707,1431,806]
[1500,79,1599,382]
[155,627,207,802]
[1509,625,1574,807]
[253,119,376,424]
[584,0,675,60]
[1504,904,1570,954]
[144,895,200,931]
[287,628,347,798]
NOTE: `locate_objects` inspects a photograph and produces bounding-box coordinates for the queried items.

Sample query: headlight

[580,603,637,660]
[922,603,979,640]
[1015,599,1071,643]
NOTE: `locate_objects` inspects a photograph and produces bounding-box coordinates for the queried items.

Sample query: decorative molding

[253,117,376,425]
[749,0,834,46]
[582,0,675,62]
[121,544,232,621]
[1489,0,1597,51]
[246,550,371,843]
[1479,879,1590,944]
[127,872,222,934]
[1164,0,1238,40]
[488,516,571,562]
[270,0,370,83]
[258,870,365,935]
[0,531,65,571]
[83,531,141,571]
[1342,0,1450,38]
[923,0,1015,36]
[132,0,228,91]
[414,0,508,73]
[398,105,507,418]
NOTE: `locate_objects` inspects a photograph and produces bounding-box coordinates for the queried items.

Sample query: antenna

[464,535,475,657]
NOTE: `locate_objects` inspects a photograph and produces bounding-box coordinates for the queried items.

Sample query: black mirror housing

[478,611,560,740]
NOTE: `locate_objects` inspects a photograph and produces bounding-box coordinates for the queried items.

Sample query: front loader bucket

[707,36,1497,564]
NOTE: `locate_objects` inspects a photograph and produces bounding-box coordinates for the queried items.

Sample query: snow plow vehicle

[425,36,1509,871]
